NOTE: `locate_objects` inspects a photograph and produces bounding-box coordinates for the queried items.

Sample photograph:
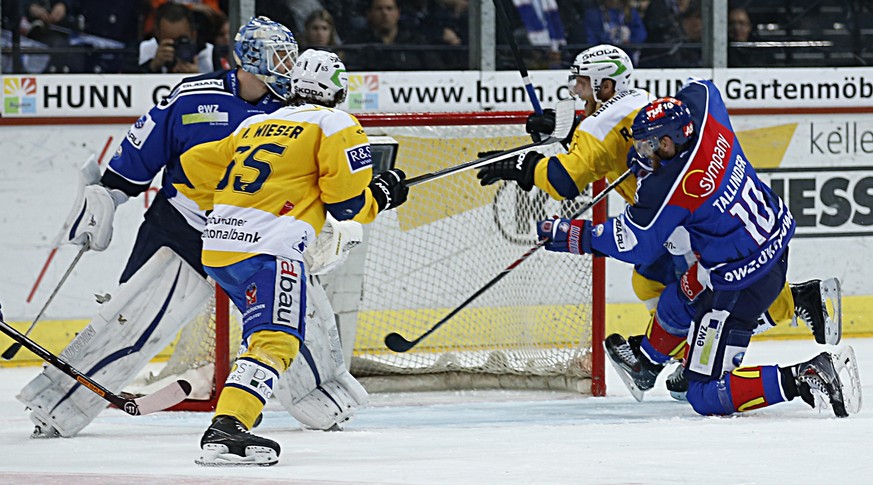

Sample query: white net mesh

[348,119,600,393]
[142,114,603,400]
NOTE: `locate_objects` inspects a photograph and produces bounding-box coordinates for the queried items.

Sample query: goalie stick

[385,168,632,353]
[0,303,192,416]
[404,97,577,187]
[2,245,87,360]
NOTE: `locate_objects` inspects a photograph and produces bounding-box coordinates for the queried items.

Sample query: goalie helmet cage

[160,111,606,412]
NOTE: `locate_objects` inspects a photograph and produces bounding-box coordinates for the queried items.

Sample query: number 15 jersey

[176,103,382,268]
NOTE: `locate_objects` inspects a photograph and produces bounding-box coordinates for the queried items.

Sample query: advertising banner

[4,68,873,117]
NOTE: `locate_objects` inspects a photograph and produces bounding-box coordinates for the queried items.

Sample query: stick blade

[552,98,577,141]
[384,332,415,353]
[2,343,21,360]
[129,379,192,416]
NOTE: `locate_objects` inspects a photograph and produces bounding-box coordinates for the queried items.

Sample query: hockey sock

[766,282,794,324]
[727,365,788,412]
[640,314,687,364]
[215,331,300,429]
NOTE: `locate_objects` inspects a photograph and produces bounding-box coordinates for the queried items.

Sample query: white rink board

[1,111,872,321]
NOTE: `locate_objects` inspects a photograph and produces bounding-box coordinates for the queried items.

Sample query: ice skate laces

[614,340,639,368]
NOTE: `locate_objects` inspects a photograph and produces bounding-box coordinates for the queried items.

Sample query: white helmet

[569,44,634,103]
[290,49,348,107]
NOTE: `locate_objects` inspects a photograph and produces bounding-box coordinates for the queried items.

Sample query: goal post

[138,110,606,409]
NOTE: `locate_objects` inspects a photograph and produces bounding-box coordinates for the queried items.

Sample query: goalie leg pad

[272,279,369,430]
[17,247,211,437]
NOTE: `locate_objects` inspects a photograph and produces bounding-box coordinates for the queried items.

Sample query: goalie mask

[631,97,694,171]
[290,49,348,107]
[569,44,634,103]
[234,16,298,100]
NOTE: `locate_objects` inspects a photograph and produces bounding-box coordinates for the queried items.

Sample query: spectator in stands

[728,6,773,67]
[302,9,340,49]
[344,0,444,71]
[139,2,214,73]
[22,0,71,49]
[142,0,222,39]
[319,0,371,35]
[273,0,325,39]
[206,10,231,70]
[403,0,468,69]
[584,0,647,63]
[638,0,686,66]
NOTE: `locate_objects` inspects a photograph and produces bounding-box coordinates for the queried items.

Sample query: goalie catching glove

[369,168,408,212]
[537,217,594,255]
[476,151,541,191]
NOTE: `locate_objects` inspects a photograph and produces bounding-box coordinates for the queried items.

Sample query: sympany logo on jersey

[273,258,303,332]
[127,113,156,149]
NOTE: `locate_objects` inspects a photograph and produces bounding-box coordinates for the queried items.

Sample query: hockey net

[139,111,606,411]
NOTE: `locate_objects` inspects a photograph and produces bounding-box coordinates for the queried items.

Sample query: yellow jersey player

[475,44,841,400]
[178,49,409,466]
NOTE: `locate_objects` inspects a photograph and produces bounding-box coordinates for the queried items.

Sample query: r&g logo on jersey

[345,143,372,173]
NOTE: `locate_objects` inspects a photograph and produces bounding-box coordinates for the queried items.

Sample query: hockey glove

[370,168,409,212]
[64,184,128,251]
[526,109,556,142]
[476,151,540,191]
[537,217,593,254]
[626,147,654,177]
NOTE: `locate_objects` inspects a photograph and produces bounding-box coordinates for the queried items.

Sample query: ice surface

[0,338,870,484]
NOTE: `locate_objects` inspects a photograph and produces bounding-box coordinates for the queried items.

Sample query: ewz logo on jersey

[273,258,302,332]
[345,143,372,173]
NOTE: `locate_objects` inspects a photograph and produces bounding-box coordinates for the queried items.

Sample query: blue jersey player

[537,80,860,417]
[20,17,372,441]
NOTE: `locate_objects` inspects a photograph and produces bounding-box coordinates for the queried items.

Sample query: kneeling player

[538,84,860,418]
[183,49,409,466]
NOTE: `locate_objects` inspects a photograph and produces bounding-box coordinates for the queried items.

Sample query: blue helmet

[631,97,694,169]
[233,16,298,100]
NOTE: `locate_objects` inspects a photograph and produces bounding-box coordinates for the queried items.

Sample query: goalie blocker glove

[476,151,541,191]
[369,168,408,212]
[65,185,128,251]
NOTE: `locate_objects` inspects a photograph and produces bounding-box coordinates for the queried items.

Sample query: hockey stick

[405,98,576,187]
[26,138,113,304]
[2,245,88,360]
[0,303,192,415]
[494,0,543,114]
[385,168,632,353]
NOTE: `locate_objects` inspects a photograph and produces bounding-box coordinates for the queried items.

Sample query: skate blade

[821,278,842,345]
[195,444,278,467]
[603,343,645,402]
[833,345,862,415]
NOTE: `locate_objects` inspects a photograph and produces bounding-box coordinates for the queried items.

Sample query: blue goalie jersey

[589,79,796,290]
[101,70,284,231]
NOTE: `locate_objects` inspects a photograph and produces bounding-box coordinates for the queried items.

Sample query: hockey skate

[794,346,862,418]
[604,334,665,402]
[791,278,841,345]
[665,364,688,401]
[196,415,280,466]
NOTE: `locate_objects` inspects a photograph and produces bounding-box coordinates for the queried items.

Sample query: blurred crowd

[1,0,871,74]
